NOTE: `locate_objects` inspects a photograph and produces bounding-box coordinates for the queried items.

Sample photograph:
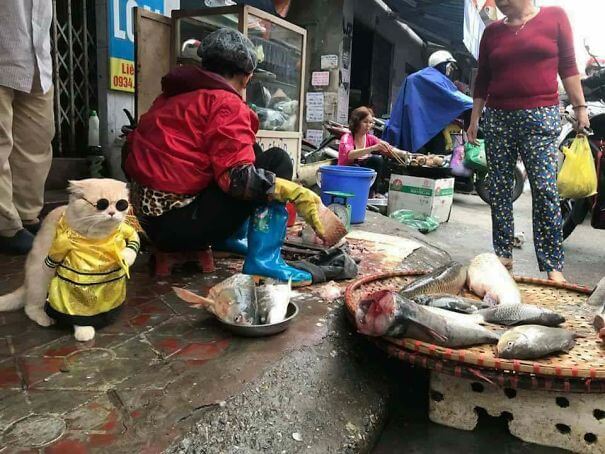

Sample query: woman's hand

[574,106,591,133]
[372,141,391,155]
[467,121,480,145]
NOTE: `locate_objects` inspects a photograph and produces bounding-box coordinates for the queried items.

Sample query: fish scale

[478,303,565,327]
[399,262,468,298]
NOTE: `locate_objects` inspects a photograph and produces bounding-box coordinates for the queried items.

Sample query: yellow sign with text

[110,57,135,93]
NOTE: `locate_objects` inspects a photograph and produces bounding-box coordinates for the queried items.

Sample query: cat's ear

[67,180,86,197]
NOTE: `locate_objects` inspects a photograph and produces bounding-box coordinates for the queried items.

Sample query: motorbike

[557,66,605,239]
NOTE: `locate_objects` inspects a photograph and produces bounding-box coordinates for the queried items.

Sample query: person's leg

[144,147,293,252]
[0,86,20,236]
[10,85,54,228]
[517,106,564,280]
[483,108,519,266]
[142,185,254,252]
[254,145,294,180]
[360,155,385,194]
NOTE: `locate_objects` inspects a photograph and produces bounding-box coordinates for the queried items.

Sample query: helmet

[586,57,605,76]
[428,50,457,68]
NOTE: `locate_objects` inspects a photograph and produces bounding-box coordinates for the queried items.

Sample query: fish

[399,262,468,298]
[356,290,499,347]
[467,253,522,305]
[496,325,577,359]
[588,278,605,340]
[256,279,291,324]
[587,276,605,307]
[412,294,491,314]
[478,303,565,327]
[173,274,257,325]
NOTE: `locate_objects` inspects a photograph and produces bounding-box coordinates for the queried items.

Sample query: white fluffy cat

[0,179,138,341]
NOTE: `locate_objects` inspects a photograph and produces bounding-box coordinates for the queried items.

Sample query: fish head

[356,290,398,337]
[497,330,530,358]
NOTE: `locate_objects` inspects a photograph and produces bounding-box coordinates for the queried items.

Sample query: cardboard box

[387,174,454,223]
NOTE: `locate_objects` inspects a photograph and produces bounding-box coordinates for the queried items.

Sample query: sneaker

[0,229,34,255]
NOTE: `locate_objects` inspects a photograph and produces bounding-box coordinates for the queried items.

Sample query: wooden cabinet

[135,5,314,181]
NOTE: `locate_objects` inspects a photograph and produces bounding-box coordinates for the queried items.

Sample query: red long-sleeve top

[473,6,579,110]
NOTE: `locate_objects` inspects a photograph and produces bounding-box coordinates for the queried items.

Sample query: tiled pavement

[0,216,447,453]
[0,253,334,453]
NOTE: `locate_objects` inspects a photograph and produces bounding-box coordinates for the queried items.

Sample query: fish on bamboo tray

[345,271,605,380]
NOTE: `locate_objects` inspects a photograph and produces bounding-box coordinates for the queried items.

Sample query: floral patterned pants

[483,106,563,272]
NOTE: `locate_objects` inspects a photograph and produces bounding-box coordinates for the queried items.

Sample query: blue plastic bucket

[317,165,376,223]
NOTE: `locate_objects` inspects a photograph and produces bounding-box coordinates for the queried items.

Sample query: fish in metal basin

[399,262,468,299]
[497,325,577,359]
[256,279,291,324]
[467,253,522,305]
[413,294,491,314]
[356,290,499,347]
[173,274,257,325]
[588,277,605,340]
[478,303,565,327]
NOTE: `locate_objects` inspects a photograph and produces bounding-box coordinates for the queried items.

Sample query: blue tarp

[384,67,473,152]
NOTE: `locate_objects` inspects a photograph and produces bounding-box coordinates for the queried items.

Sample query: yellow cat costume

[43,215,140,326]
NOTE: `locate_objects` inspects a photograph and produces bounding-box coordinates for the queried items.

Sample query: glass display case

[171,6,307,171]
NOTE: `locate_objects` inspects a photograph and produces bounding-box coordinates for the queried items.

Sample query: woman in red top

[467,1,589,282]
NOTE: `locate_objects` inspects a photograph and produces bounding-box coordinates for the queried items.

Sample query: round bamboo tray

[345,271,605,388]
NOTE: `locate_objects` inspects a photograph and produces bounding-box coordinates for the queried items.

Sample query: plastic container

[88,110,100,148]
[317,165,376,224]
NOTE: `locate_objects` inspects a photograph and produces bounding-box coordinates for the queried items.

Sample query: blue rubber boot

[243,203,312,286]
[212,219,249,256]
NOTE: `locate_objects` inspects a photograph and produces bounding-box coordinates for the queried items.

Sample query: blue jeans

[483,106,563,272]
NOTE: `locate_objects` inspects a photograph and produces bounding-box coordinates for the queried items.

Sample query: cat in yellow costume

[0,179,139,341]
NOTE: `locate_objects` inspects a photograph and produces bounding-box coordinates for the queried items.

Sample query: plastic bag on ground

[389,209,440,233]
[557,135,598,199]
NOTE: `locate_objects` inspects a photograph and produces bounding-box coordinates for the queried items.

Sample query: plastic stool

[152,249,215,277]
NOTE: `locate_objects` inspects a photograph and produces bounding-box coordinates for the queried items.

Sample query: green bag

[464,140,488,174]
[389,209,440,234]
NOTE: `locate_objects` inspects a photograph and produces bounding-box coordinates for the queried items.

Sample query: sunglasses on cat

[82,197,129,212]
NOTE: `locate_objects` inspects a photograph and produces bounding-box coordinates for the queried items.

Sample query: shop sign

[108,0,166,92]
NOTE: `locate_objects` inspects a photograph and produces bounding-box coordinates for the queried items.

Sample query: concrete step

[41,189,69,217]
[45,157,89,191]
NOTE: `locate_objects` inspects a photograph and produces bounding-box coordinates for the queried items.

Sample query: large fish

[588,277,605,340]
[478,303,565,327]
[497,325,577,359]
[356,290,499,347]
[173,274,257,325]
[467,253,522,305]
[413,294,491,314]
[400,262,468,298]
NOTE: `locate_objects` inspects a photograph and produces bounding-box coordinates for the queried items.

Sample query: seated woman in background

[338,107,406,195]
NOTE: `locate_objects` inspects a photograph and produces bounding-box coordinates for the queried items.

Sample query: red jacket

[125,66,259,194]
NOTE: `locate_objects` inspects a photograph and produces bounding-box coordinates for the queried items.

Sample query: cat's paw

[74,325,95,342]
[121,248,137,267]
[25,306,55,327]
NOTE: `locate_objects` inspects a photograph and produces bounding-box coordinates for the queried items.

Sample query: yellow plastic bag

[557,135,598,199]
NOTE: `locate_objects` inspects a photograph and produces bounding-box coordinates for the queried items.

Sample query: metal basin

[216,302,299,337]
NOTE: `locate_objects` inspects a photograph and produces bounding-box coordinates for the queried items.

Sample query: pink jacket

[338,133,381,166]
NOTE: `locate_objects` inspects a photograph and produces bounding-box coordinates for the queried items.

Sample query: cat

[0,178,138,341]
